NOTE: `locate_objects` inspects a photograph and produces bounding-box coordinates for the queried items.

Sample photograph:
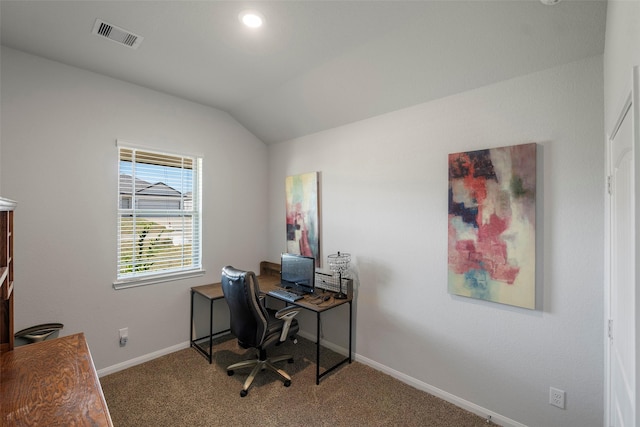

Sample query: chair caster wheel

[227,370,234,376]
[240,390,248,397]
[288,358,294,364]
[284,380,291,387]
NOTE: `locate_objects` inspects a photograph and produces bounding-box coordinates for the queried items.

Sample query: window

[115,142,203,288]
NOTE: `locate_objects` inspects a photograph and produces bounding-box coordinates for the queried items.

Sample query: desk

[190,282,231,363]
[1,333,113,426]
[190,269,353,384]
[259,275,353,385]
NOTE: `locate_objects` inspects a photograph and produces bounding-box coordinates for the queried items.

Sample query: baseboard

[97,341,191,377]
[97,334,525,426]
[297,331,524,427]
[354,353,527,427]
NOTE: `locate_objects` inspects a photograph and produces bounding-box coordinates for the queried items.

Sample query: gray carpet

[100,335,493,426]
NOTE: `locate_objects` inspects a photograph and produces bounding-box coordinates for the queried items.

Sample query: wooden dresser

[0,198,113,425]
[1,333,113,426]
[0,197,16,353]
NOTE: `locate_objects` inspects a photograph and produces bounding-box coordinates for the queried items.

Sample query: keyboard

[267,288,303,303]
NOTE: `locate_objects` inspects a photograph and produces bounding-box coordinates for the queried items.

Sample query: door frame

[604,66,639,427]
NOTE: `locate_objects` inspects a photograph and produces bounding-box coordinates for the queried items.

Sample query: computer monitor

[280,253,315,294]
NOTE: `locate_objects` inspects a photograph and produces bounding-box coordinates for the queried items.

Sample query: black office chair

[221,266,300,397]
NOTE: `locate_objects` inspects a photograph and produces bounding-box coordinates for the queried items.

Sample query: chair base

[227,353,294,397]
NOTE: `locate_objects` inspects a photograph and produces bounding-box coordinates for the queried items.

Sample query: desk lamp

[327,251,350,300]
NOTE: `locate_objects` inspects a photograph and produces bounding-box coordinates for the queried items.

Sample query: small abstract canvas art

[448,143,536,309]
[285,172,320,265]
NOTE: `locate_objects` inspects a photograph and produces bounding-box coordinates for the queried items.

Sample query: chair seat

[237,309,298,349]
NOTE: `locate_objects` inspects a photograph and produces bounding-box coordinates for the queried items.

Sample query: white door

[607,67,638,427]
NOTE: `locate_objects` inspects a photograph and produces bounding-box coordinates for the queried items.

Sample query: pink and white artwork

[448,143,536,309]
[285,172,320,265]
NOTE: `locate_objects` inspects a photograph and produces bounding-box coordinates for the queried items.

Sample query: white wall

[0,24,612,426]
[268,55,604,427]
[0,47,269,370]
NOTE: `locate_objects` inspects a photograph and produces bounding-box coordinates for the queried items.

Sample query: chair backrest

[221,266,269,349]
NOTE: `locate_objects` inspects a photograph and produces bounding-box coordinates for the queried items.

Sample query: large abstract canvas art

[448,143,536,309]
[285,172,320,265]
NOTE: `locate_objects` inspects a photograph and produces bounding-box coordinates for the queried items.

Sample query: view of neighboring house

[119,174,193,246]
[119,174,188,210]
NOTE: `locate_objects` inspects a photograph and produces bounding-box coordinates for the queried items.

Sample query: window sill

[113,269,205,290]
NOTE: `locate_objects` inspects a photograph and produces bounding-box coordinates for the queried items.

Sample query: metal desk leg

[314,301,353,384]
[190,290,194,341]
[316,311,321,385]
[208,297,213,364]
[191,289,224,364]
[348,300,352,363]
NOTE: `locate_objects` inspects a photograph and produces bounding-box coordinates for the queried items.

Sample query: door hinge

[607,176,613,195]
[608,319,613,340]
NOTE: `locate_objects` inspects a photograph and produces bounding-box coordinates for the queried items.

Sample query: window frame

[114,141,204,289]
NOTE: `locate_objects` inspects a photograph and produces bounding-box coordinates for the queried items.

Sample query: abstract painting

[448,143,536,309]
[285,172,320,265]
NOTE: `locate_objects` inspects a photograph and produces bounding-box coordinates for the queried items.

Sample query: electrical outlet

[549,387,565,409]
[119,327,128,347]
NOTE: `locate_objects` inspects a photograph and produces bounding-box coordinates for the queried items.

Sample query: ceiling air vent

[92,19,143,49]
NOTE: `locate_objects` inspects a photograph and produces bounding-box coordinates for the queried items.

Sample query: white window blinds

[116,144,203,287]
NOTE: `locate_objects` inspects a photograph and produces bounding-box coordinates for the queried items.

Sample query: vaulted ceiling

[0,1,607,144]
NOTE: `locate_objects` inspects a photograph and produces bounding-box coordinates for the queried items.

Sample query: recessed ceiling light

[239,10,265,28]
[540,0,561,5]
